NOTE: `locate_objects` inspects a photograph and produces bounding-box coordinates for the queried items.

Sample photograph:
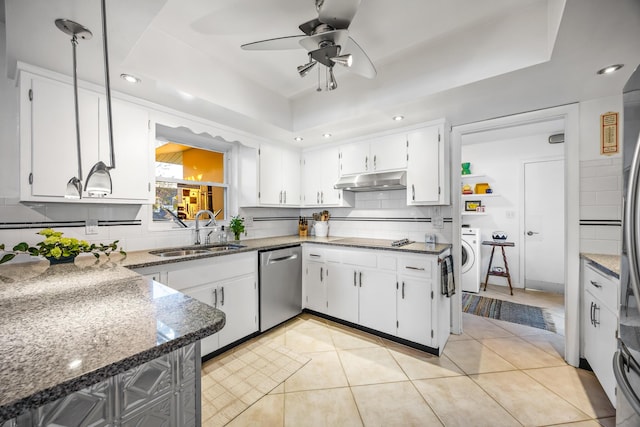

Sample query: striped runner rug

[462,292,557,333]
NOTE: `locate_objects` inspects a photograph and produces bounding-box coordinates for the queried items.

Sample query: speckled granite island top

[0,260,225,421]
[121,235,452,270]
[581,253,621,279]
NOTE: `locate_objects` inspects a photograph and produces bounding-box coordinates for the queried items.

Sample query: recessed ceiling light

[597,64,623,75]
[323,133,332,138]
[120,73,141,84]
[392,115,404,121]
[294,136,304,142]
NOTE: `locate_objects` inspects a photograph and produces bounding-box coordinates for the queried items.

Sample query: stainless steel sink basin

[150,249,211,257]
[206,244,246,252]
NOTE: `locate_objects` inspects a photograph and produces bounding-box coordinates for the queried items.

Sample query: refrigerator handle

[625,136,640,311]
[614,342,640,416]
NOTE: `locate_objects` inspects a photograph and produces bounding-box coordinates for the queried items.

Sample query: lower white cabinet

[581,259,619,405]
[133,251,258,357]
[303,244,450,353]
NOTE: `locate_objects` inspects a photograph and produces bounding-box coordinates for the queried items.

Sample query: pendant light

[85,0,116,197]
[56,20,92,199]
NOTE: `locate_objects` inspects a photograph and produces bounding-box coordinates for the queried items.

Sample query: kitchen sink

[150,244,246,257]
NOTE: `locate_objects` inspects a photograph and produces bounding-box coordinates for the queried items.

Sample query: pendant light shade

[65,177,83,199]
[85,161,112,197]
[330,54,353,68]
[297,60,317,77]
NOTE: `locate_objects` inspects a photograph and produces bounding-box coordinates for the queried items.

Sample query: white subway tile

[580,176,619,192]
[595,191,622,206]
[580,191,596,206]
[580,205,621,220]
[595,226,622,241]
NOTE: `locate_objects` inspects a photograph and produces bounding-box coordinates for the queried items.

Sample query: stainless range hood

[334,171,407,192]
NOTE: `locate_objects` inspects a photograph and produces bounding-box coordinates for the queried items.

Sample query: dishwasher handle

[268,254,299,264]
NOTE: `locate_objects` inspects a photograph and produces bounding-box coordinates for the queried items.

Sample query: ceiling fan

[241,0,376,91]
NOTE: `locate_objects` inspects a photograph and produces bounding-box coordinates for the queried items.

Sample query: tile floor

[202,304,615,427]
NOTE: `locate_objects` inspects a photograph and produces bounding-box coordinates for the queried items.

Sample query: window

[153,142,227,224]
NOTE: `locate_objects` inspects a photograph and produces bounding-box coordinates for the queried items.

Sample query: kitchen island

[0,258,225,425]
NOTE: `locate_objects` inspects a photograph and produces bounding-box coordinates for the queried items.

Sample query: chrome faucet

[194,209,216,245]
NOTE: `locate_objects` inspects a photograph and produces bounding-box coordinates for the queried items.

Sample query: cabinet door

[101,100,151,201]
[259,144,282,205]
[281,149,301,206]
[326,264,359,324]
[584,292,617,405]
[217,275,258,348]
[340,143,369,175]
[304,261,327,313]
[302,153,321,206]
[29,77,99,198]
[359,269,397,335]
[370,134,407,172]
[406,126,441,205]
[397,276,432,346]
[320,146,342,205]
[181,284,220,356]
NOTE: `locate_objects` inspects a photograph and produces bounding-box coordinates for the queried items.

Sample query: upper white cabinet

[302,146,352,207]
[259,144,301,206]
[406,122,450,206]
[18,70,152,203]
[340,134,407,176]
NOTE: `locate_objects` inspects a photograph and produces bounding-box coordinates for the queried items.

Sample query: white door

[217,275,257,348]
[406,126,440,205]
[304,261,326,313]
[397,277,432,346]
[302,153,321,206]
[358,269,396,335]
[340,143,369,175]
[259,144,282,205]
[326,264,359,323]
[320,147,342,205]
[181,284,219,356]
[370,134,407,172]
[281,149,300,206]
[524,159,564,292]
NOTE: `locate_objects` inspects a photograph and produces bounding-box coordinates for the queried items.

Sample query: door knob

[527,231,539,236]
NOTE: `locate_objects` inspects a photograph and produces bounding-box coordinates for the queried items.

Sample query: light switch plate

[85,219,99,235]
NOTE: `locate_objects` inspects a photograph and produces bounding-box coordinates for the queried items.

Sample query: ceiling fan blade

[299,29,348,52]
[241,35,305,51]
[299,18,322,36]
[317,0,362,29]
[344,37,376,79]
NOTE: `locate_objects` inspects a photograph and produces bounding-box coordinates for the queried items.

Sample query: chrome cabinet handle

[402,282,405,299]
[309,254,321,258]
[590,280,602,289]
[317,192,320,204]
[412,184,415,201]
[279,191,282,204]
[320,267,323,282]
[374,155,377,170]
[221,286,225,306]
[353,271,357,287]
[213,288,218,307]
[284,190,287,204]
[365,156,368,171]
[321,191,324,204]
[527,231,540,236]
[626,129,640,312]
[590,301,594,326]
[405,266,425,271]
[593,303,600,325]
[359,271,362,287]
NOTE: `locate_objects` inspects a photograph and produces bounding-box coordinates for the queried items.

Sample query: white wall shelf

[461,212,488,216]
[461,174,486,179]
[461,193,499,199]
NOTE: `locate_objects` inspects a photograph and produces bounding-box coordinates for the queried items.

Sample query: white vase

[315,221,329,237]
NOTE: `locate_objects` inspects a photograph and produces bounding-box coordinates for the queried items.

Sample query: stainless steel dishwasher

[259,245,302,331]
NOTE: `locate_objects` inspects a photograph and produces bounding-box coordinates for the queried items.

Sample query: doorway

[523,158,565,293]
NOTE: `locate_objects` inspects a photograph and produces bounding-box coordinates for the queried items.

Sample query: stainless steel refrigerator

[617,64,640,426]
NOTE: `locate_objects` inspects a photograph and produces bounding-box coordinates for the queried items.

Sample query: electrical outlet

[85,219,99,235]
[245,216,254,227]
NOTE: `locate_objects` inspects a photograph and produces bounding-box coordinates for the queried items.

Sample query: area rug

[200,339,309,426]
[462,292,557,333]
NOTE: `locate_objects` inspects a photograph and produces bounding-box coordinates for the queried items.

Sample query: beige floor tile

[284,350,349,392]
[462,313,516,339]
[388,346,464,380]
[284,388,363,427]
[351,381,442,427]
[524,366,615,419]
[329,324,384,350]
[284,328,335,353]
[446,331,475,341]
[226,393,284,427]
[413,376,520,427]
[546,421,604,427]
[520,332,565,359]
[338,347,408,386]
[269,383,284,394]
[478,336,566,369]
[472,370,591,425]
[443,339,516,375]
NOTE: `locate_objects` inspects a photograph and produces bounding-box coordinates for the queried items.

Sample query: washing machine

[461,228,482,292]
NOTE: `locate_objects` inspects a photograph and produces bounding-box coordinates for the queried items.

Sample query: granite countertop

[121,235,452,270]
[0,259,225,422]
[581,253,621,279]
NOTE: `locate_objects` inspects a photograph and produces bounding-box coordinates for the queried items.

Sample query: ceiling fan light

[330,54,353,67]
[65,177,83,199]
[297,61,317,77]
[85,161,112,197]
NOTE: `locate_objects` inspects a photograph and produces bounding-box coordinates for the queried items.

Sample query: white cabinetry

[302,146,350,206]
[259,144,301,206]
[340,134,407,176]
[302,244,450,353]
[134,252,258,357]
[406,122,450,206]
[18,69,152,203]
[582,260,618,405]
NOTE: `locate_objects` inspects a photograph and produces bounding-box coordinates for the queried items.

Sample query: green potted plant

[0,228,125,265]
[229,216,245,241]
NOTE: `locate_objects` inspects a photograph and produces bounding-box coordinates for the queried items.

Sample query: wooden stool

[482,240,515,295]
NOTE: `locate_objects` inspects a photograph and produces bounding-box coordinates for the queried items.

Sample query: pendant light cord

[101,0,115,169]
[71,34,83,181]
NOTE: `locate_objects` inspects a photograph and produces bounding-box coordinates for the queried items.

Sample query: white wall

[461,128,564,288]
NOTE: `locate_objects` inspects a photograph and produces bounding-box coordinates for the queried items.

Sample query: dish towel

[441,255,455,297]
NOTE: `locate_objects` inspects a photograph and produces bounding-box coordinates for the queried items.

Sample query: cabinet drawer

[398,256,433,278]
[584,262,618,312]
[340,250,377,268]
[304,247,325,261]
